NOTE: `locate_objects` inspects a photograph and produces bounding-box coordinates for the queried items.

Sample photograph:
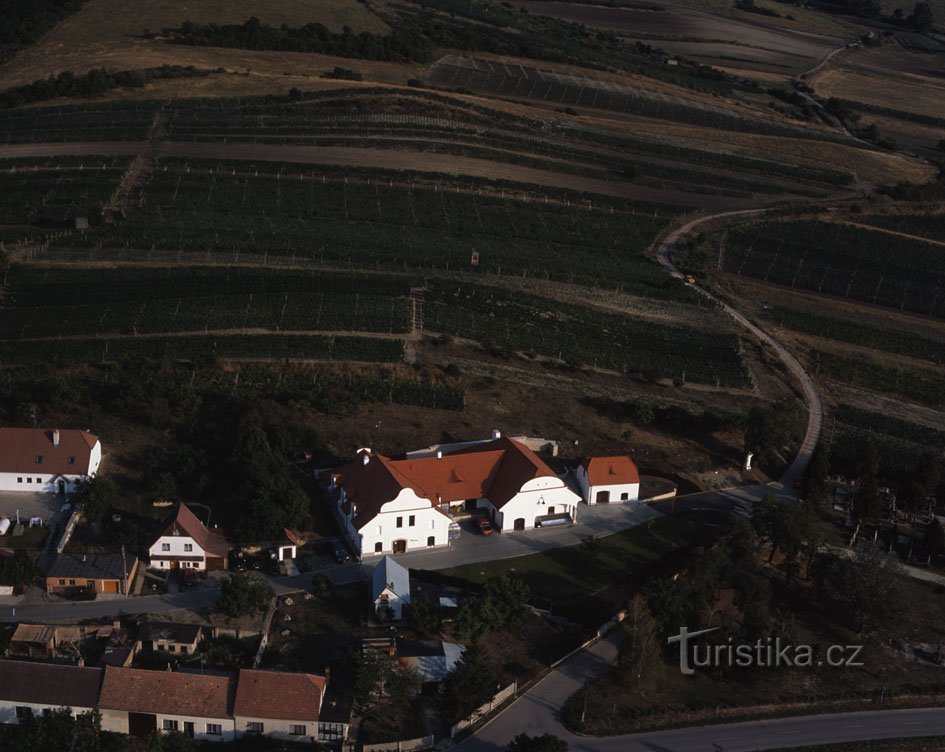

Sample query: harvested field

[812,63,945,121]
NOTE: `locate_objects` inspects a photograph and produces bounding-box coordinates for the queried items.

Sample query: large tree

[507,733,568,752]
[218,574,272,619]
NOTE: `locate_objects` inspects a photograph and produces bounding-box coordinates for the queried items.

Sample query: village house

[148,503,231,571]
[575,456,641,505]
[0,660,102,725]
[46,552,138,596]
[0,427,102,494]
[323,433,581,556]
[233,668,327,742]
[98,665,236,741]
[371,556,411,620]
[136,621,203,656]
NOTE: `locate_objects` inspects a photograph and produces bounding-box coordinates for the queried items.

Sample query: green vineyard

[424,282,750,387]
[724,221,945,318]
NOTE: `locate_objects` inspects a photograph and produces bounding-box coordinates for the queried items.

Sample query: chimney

[82,554,87,563]
[436,450,442,459]
[492,429,501,440]
[52,429,60,447]
[324,666,331,683]
[362,454,370,466]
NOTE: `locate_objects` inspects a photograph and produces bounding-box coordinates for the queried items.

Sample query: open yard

[441,509,732,623]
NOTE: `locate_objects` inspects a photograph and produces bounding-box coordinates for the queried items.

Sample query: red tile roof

[234,669,326,721]
[98,666,234,718]
[582,456,640,486]
[0,427,98,475]
[324,437,564,528]
[153,504,231,558]
[0,660,102,709]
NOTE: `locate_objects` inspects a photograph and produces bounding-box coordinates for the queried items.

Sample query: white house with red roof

[148,503,231,571]
[322,433,581,556]
[0,428,101,494]
[233,668,327,742]
[576,456,641,505]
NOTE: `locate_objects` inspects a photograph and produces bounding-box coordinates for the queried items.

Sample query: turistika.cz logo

[667,627,865,675]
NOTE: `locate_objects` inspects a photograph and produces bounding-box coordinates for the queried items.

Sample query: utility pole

[121,545,128,595]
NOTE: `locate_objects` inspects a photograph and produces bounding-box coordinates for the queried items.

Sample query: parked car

[229,552,248,572]
[332,540,351,564]
[180,568,198,588]
[476,517,494,535]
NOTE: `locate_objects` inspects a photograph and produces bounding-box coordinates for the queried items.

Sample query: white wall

[149,535,206,570]
[374,584,409,620]
[235,715,317,741]
[496,479,581,532]
[0,471,89,494]
[359,489,450,556]
[575,466,640,504]
[0,700,94,726]
[100,708,234,741]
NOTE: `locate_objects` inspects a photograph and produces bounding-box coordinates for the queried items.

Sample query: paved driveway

[0,491,64,525]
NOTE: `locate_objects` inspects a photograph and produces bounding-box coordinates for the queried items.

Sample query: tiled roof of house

[152,503,231,558]
[582,456,640,486]
[98,666,233,718]
[47,553,136,582]
[0,660,102,708]
[234,669,326,722]
[0,427,98,475]
[325,437,566,529]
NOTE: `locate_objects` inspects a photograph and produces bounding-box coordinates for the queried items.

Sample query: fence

[252,596,279,668]
[450,682,517,737]
[359,735,434,752]
[55,505,82,554]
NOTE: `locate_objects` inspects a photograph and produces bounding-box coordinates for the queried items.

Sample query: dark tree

[218,574,272,619]
[910,1,934,30]
[507,733,569,752]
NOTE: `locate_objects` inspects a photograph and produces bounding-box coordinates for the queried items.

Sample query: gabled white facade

[491,477,581,532]
[149,532,207,570]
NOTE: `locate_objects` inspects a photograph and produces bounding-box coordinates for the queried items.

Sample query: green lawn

[441,510,730,621]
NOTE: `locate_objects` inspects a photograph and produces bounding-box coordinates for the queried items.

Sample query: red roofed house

[323,432,580,556]
[148,503,231,571]
[98,665,235,741]
[0,428,101,494]
[576,456,640,505]
[233,668,327,742]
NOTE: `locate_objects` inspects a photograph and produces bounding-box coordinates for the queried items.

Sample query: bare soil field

[516,0,845,76]
[812,61,945,120]
[0,39,419,93]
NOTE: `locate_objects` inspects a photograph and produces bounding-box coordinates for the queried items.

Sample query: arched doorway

[513,518,525,531]
[392,539,407,554]
[596,490,610,503]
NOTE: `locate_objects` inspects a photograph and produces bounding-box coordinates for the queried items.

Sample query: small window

[16,477,22,484]
[184,543,193,552]
[167,645,175,653]
[620,492,629,501]
[408,515,415,527]
[35,478,41,483]
[15,707,32,720]
[68,456,76,465]
[290,725,306,736]
[247,721,264,733]
[58,579,65,585]
[161,543,170,552]
[69,579,76,586]
[430,518,435,529]
[377,525,382,535]
[162,719,179,732]
[427,536,435,547]
[374,542,382,553]
[26,478,32,484]
[206,723,222,736]
[35,455,43,464]
[87,580,94,588]
[396,516,403,528]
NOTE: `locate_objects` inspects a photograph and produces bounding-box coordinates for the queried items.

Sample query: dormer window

[35,455,43,464]
[67,456,75,465]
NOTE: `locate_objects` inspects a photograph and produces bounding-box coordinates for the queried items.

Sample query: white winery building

[0,428,102,494]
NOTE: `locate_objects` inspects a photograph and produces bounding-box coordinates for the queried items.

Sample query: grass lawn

[441,509,731,623]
